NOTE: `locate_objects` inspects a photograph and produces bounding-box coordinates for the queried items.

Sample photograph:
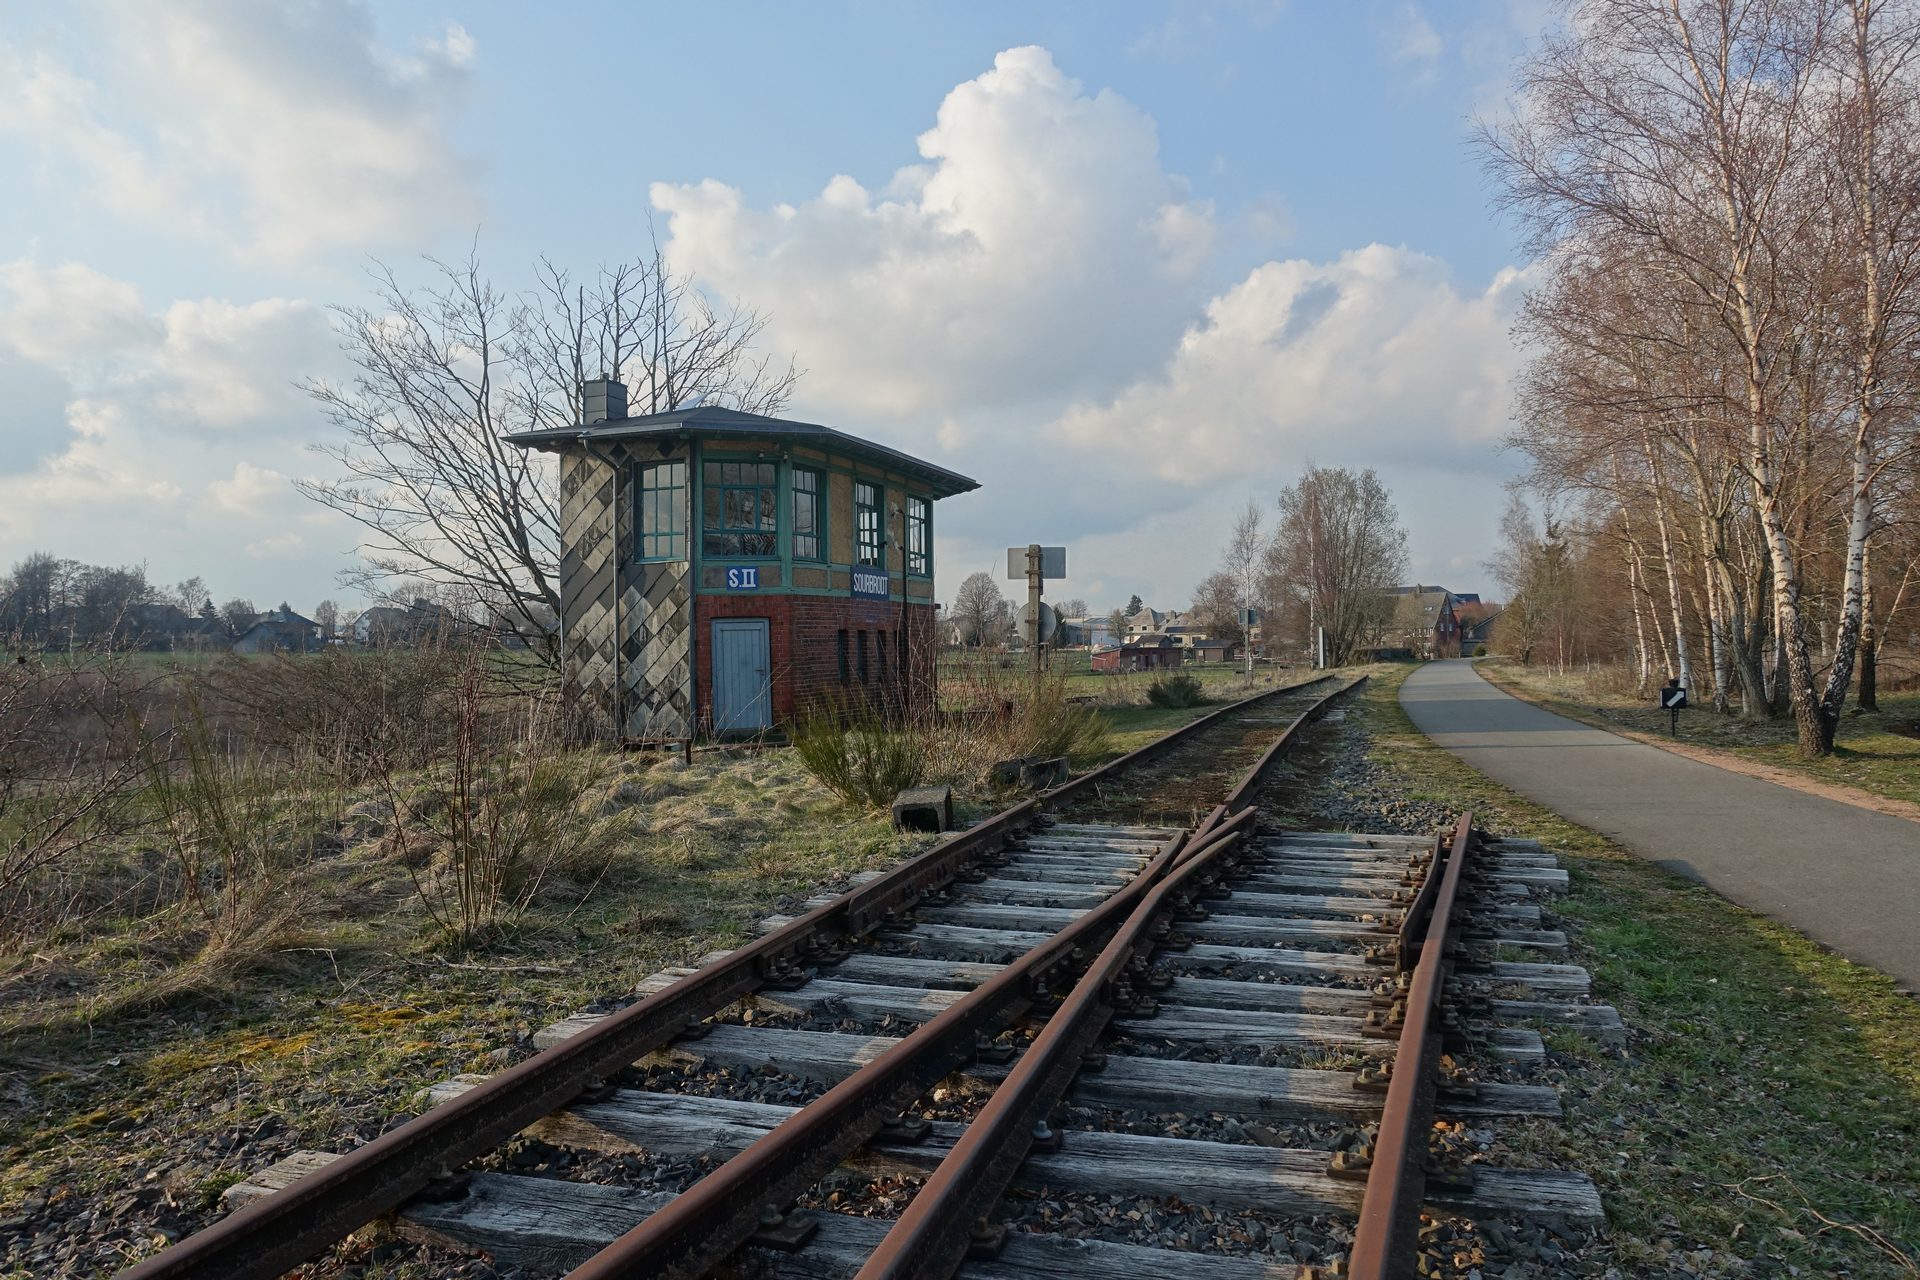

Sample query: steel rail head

[115,672,1337,1280]
[1215,675,1368,817]
[855,811,1263,1280]
[563,830,1197,1280]
[851,682,1364,1280]
[1346,812,1477,1280]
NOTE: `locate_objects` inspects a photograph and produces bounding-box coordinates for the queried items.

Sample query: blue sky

[0,1,1549,615]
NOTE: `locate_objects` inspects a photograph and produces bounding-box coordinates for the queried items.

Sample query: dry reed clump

[356,654,639,948]
[1145,673,1207,708]
[790,705,923,809]
[0,644,169,947]
[0,644,649,1020]
[789,672,1111,811]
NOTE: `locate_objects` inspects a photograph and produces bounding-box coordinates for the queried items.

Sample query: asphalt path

[1400,659,1920,991]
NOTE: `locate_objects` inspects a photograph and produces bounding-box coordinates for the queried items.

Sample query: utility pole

[1026,542,1044,694]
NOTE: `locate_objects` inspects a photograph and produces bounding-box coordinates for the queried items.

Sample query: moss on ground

[1358,665,1920,1278]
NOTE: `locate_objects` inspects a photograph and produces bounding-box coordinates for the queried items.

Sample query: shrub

[374,655,628,946]
[790,701,924,810]
[1474,645,1488,657]
[1000,678,1110,761]
[1146,673,1206,708]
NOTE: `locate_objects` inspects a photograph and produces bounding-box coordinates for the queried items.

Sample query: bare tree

[313,599,339,638]
[1189,571,1248,645]
[950,571,1007,648]
[298,245,799,668]
[1265,465,1407,665]
[1483,0,1920,754]
[219,598,257,638]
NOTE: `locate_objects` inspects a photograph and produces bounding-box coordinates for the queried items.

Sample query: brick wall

[693,595,938,730]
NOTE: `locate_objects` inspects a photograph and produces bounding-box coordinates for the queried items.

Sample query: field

[1479,654,1920,811]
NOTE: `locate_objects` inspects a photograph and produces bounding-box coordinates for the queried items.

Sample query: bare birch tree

[1483,0,1920,754]
[298,246,799,668]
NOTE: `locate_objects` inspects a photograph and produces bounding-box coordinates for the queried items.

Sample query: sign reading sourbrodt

[851,567,889,600]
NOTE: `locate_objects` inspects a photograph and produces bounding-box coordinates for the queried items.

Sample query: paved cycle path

[1401,659,1920,991]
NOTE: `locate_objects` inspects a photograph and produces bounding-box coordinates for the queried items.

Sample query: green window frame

[702,460,778,558]
[855,480,885,568]
[635,460,688,561]
[906,495,932,577]
[792,466,825,561]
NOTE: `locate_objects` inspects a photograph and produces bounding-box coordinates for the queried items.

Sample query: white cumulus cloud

[1053,246,1530,491]
[0,1,480,261]
[653,46,1217,420]
[0,258,351,595]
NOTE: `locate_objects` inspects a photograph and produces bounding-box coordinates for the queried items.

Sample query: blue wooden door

[710,618,771,735]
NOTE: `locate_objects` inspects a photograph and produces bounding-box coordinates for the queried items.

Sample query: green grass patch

[1357,666,1920,1276]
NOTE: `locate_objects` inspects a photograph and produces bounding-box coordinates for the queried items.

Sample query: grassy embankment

[1357,665,1920,1278]
[0,653,1264,1255]
[1479,655,1920,811]
[0,747,928,1240]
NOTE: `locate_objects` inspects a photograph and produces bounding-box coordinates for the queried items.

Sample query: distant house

[352,598,465,648]
[127,603,226,651]
[1161,612,1210,649]
[1453,601,1502,651]
[1056,615,1112,649]
[1385,589,1460,659]
[232,603,324,655]
[1091,632,1183,673]
[1190,639,1238,663]
[1122,607,1169,638]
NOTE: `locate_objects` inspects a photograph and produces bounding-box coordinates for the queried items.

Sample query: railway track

[122,672,1615,1280]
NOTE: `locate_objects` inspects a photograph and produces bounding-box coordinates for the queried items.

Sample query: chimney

[581,377,628,426]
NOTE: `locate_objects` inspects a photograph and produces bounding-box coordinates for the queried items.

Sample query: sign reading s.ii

[850,568,889,600]
[725,566,760,590]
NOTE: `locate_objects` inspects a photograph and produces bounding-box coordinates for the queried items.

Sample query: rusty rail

[118,673,1342,1280]
[856,814,1258,1279]
[566,678,1362,1280]
[848,683,1359,1280]
[1346,811,1476,1280]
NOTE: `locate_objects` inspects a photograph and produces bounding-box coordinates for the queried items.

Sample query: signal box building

[507,381,978,738]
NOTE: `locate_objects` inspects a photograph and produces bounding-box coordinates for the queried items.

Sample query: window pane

[703,490,721,528]
[759,487,776,529]
[758,463,775,485]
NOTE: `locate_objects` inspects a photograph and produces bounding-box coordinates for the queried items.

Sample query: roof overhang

[505,414,979,499]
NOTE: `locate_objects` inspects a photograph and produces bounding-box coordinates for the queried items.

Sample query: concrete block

[892,784,954,832]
